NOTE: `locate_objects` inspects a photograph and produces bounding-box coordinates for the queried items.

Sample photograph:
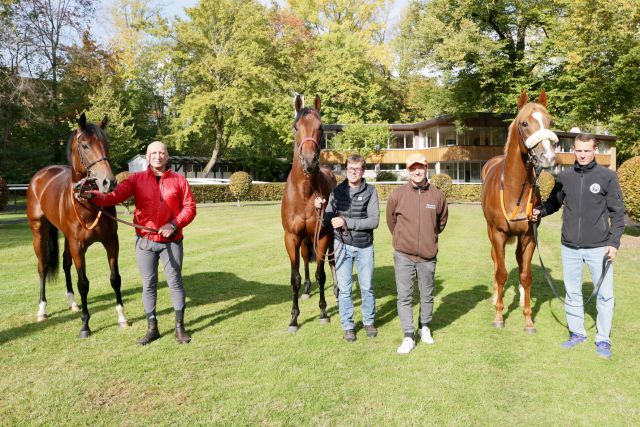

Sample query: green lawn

[1,203,639,425]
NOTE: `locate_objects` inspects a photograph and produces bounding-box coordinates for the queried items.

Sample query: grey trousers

[394,251,437,336]
[135,237,185,316]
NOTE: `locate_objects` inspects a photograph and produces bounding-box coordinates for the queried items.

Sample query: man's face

[345,161,364,186]
[407,163,427,185]
[147,143,168,171]
[574,139,596,166]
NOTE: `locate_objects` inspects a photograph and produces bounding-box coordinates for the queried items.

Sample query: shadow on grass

[501,264,597,329]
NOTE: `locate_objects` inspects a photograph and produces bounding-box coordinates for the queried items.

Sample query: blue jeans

[561,245,614,344]
[334,240,375,330]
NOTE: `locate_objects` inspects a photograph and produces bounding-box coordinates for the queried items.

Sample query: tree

[167,0,286,176]
[332,123,389,157]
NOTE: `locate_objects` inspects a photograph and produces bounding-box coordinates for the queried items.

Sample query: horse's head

[293,94,323,175]
[70,113,116,193]
[514,90,558,170]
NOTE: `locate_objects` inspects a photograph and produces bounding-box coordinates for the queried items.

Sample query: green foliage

[537,171,555,201]
[430,173,452,197]
[0,175,8,210]
[618,156,640,221]
[334,173,345,185]
[115,171,133,212]
[449,184,482,202]
[229,171,253,206]
[375,170,396,182]
[332,123,389,157]
[83,80,142,172]
[190,182,285,204]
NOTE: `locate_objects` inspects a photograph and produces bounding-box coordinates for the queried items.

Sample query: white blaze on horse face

[532,111,545,130]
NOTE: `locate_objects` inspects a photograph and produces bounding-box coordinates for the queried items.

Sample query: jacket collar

[573,159,597,172]
[146,166,172,179]
[409,180,430,191]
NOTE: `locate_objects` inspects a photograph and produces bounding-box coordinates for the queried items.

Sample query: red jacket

[92,168,196,242]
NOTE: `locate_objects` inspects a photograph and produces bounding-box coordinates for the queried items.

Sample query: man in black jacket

[314,154,379,342]
[533,133,625,359]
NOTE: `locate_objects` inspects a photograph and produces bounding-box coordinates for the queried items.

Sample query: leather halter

[76,131,110,175]
[298,136,320,156]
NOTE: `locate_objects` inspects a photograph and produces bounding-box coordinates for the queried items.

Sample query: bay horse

[481,90,558,332]
[27,113,128,338]
[281,94,337,332]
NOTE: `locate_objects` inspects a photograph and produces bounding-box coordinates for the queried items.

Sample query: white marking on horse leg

[519,283,525,307]
[37,301,47,321]
[116,304,128,327]
[67,292,80,312]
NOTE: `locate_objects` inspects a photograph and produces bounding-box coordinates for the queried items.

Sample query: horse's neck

[503,136,531,194]
[291,160,321,197]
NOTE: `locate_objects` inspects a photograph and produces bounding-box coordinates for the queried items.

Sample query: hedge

[0,176,8,211]
[618,156,640,222]
[188,182,486,204]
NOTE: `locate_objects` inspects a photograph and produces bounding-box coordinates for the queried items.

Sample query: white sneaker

[419,326,434,344]
[397,337,415,354]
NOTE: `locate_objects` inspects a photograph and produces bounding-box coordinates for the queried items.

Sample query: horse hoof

[69,304,80,312]
[79,329,92,339]
[36,314,48,322]
[492,321,505,329]
[319,317,330,324]
[525,327,537,334]
[119,321,130,328]
[288,325,298,333]
[301,294,310,300]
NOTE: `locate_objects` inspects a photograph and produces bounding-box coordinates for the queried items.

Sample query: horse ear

[100,116,108,129]
[314,95,321,112]
[517,90,529,110]
[294,94,303,114]
[538,89,548,108]
[78,112,87,131]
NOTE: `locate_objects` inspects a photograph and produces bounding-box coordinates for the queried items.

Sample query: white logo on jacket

[426,203,436,209]
[589,183,601,194]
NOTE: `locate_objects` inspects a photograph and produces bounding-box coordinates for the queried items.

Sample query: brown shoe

[364,324,378,338]
[175,320,191,344]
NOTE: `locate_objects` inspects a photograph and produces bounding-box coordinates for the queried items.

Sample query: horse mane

[66,122,109,164]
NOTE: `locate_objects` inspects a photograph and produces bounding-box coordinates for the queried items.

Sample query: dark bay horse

[281,94,337,332]
[27,113,128,338]
[481,90,558,332]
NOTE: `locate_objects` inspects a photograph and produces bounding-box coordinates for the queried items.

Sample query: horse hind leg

[63,239,80,312]
[489,230,508,328]
[518,235,537,333]
[30,219,57,321]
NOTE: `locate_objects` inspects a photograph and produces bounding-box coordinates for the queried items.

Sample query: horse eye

[82,144,90,150]
[522,121,528,128]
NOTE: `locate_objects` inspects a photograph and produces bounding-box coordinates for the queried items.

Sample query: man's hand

[531,208,541,222]
[158,223,176,238]
[314,197,326,209]
[76,190,96,200]
[605,246,618,261]
[331,216,345,229]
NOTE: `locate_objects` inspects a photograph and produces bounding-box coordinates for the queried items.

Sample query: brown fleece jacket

[386,182,448,261]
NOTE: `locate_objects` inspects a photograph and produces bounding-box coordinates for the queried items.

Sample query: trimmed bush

[376,170,397,182]
[618,156,640,221]
[450,184,482,202]
[229,171,252,207]
[430,173,452,197]
[537,170,555,201]
[334,173,345,185]
[115,171,133,213]
[0,176,9,211]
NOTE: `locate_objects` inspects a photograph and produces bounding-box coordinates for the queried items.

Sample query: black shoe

[137,319,160,346]
[175,320,192,344]
[364,324,378,338]
[344,329,356,342]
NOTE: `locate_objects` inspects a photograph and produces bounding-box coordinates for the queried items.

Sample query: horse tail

[305,237,316,263]
[45,225,60,281]
[506,236,516,246]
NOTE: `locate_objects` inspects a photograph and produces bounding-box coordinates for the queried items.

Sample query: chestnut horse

[281,94,337,332]
[27,113,128,338]
[481,90,558,332]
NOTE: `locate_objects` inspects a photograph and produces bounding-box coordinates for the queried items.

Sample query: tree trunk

[202,114,224,177]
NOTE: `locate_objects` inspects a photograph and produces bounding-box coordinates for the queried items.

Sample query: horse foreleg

[285,235,302,332]
[63,239,80,312]
[300,240,312,299]
[315,236,330,323]
[104,239,128,327]
[69,241,91,338]
[489,229,508,328]
[519,235,537,333]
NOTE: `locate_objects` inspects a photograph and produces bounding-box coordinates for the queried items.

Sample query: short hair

[574,133,597,148]
[345,154,365,168]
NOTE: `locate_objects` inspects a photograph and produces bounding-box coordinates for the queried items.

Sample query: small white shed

[128,155,148,172]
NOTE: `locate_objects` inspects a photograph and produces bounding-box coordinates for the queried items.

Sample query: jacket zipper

[577,170,583,247]
[417,188,422,256]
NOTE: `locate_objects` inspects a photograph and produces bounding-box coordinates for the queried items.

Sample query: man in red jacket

[85,141,196,345]
[387,153,448,355]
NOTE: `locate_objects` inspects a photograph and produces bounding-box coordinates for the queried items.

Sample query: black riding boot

[175,309,191,344]
[137,318,160,346]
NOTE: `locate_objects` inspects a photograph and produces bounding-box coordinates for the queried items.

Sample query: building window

[439,126,457,146]
[389,131,414,149]
[323,131,337,150]
[557,137,573,153]
[439,161,483,183]
[427,127,438,148]
[488,127,507,146]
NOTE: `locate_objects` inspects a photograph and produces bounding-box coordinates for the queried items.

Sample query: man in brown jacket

[387,153,448,354]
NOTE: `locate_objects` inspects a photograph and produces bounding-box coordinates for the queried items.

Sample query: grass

[1,203,639,425]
